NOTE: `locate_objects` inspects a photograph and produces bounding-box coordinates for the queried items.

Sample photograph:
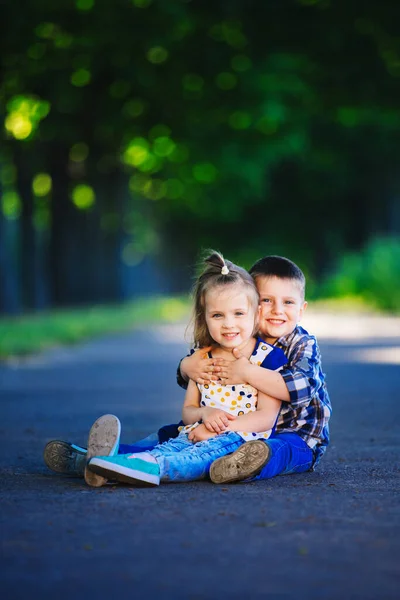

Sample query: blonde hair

[190,250,259,347]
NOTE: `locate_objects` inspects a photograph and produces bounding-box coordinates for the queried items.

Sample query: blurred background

[1,0,400,325]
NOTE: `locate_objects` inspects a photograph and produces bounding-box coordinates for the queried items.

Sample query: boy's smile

[256,276,307,344]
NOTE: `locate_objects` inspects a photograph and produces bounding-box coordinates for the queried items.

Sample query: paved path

[1,312,400,600]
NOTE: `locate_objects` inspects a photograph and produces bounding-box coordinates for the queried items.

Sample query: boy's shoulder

[278,325,320,352]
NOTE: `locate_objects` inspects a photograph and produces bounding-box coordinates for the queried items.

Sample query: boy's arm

[220,336,323,408]
[177,346,216,388]
[225,391,281,433]
[189,391,281,443]
[220,356,290,402]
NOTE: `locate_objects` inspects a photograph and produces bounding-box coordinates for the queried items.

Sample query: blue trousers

[118,424,314,481]
[251,432,314,480]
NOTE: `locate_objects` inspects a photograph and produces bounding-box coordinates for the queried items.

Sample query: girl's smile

[204,284,258,352]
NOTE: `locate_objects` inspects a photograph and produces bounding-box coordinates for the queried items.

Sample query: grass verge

[0,296,190,360]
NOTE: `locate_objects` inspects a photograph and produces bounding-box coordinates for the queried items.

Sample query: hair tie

[221,265,229,275]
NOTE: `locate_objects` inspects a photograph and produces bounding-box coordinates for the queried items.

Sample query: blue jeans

[251,432,314,481]
[119,426,314,482]
[148,432,243,482]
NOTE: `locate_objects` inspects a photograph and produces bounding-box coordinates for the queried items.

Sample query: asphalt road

[1,314,399,600]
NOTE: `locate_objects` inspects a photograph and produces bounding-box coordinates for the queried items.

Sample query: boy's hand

[218,348,251,385]
[200,407,236,434]
[188,424,217,443]
[181,347,216,385]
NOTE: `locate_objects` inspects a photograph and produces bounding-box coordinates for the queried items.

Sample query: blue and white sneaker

[88,454,160,487]
[84,414,121,488]
[44,441,87,477]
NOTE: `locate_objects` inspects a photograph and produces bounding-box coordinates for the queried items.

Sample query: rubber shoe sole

[210,440,271,484]
[88,457,159,487]
[84,415,121,488]
[43,441,87,476]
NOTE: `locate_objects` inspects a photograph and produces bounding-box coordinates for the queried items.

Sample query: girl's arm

[225,391,281,433]
[182,379,236,431]
[181,379,203,424]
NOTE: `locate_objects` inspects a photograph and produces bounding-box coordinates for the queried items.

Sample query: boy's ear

[298,301,308,322]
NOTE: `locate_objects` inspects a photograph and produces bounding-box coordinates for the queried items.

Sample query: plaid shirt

[274,325,331,467]
[177,325,331,468]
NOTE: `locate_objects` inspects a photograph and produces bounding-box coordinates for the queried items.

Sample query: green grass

[310,295,380,313]
[0,295,190,359]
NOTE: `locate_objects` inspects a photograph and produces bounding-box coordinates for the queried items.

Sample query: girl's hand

[188,424,217,443]
[200,407,236,434]
[181,347,215,385]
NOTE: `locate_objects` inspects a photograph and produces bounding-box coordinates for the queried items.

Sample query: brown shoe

[84,414,121,488]
[210,440,271,484]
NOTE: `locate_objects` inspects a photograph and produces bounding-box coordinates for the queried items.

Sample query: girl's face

[204,284,258,351]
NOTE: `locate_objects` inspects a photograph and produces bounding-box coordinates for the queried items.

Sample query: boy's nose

[271,302,284,314]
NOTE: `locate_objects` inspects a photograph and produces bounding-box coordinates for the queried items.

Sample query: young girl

[86,251,287,486]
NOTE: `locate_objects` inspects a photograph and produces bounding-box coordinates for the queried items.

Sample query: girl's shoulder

[251,337,287,370]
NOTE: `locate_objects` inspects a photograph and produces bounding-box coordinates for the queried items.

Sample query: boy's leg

[43,422,182,476]
[210,433,314,484]
[88,433,244,485]
[118,422,182,454]
[43,441,87,477]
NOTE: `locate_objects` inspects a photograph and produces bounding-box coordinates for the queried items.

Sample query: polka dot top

[179,338,287,442]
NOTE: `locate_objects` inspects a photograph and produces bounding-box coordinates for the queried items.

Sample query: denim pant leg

[151,432,243,483]
[251,433,314,481]
[118,423,182,454]
[118,436,159,454]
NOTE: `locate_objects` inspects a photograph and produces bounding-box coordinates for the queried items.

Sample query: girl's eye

[262,298,271,303]
[212,313,222,318]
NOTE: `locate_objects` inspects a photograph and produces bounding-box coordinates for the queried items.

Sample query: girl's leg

[87,433,244,485]
[152,433,244,483]
[87,435,195,486]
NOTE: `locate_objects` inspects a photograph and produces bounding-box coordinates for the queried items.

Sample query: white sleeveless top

[179,339,282,442]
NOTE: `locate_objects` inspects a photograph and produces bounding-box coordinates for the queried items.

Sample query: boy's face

[256,276,307,343]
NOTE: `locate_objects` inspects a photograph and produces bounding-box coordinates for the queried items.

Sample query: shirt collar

[276,325,300,347]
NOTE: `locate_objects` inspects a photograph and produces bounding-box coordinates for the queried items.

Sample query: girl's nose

[223,315,235,328]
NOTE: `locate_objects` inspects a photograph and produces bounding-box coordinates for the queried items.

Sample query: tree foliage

[1,0,400,312]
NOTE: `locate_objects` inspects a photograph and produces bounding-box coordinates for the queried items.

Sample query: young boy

[178,255,331,483]
[44,256,331,484]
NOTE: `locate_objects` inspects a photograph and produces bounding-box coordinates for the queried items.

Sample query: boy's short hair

[249,255,306,298]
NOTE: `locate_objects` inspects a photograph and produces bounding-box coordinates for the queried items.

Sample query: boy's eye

[285,300,294,305]
[235,311,245,316]
[262,298,271,303]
